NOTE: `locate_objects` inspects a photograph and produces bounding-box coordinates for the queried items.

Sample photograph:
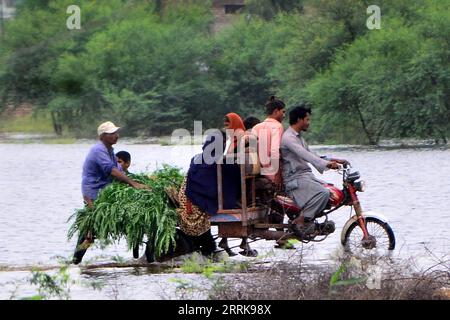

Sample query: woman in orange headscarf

[223,112,246,154]
[176,112,257,257]
[224,112,245,130]
[219,113,258,257]
[175,114,245,258]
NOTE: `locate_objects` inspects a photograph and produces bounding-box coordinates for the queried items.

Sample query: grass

[0,136,77,144]
[0,111,54,134]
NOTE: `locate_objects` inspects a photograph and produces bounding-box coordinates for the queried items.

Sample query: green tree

[210,15,291,120]
[49,1,218,136]
[271,13,353,106]
[1,0,448,143]
[306,2,450,145]
[0,0,154,134]
[244,0,305,20]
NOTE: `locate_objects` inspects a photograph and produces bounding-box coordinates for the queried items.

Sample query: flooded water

[0,140,449,299]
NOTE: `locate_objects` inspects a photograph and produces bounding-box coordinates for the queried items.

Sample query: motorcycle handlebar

[337,163,352,173]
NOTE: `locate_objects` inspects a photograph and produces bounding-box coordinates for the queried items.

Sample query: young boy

[116,150,131,174]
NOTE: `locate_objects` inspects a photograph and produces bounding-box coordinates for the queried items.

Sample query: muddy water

[0,141,449,299]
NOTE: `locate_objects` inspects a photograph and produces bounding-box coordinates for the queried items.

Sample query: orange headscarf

[225,113,245,131]
[225,113,245,153]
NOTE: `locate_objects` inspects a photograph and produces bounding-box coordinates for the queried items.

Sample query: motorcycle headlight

[354,180,366,192]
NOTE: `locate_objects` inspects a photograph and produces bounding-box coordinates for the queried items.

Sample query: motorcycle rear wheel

[342,217,395,255]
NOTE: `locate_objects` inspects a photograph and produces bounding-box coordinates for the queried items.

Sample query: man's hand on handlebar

[327,161,341,170]
[333,158,350,167]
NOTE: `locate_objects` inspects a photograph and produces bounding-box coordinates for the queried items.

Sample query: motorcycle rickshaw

[207,157,396,257]
[146,150,396,262]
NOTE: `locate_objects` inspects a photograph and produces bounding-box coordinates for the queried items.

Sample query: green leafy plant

[329,263,367,296]
[25,265,74,300]
[68,165,184,257]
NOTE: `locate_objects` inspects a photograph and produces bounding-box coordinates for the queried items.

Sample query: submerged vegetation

[68,165,184,256]
[179,252,251,278]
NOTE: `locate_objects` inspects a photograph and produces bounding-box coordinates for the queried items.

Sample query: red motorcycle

[270,165,396,254]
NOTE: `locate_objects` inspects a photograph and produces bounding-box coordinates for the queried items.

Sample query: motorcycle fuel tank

[325,184,345,207]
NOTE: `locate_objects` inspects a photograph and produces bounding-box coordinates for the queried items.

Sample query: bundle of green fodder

[68,165,184,257]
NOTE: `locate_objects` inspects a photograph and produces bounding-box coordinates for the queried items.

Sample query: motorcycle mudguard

[340,211,391,245]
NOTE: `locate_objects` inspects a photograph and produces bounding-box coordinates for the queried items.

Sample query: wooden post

[240,163,248,226]
[217,163,223,210]
[251,176,256,208]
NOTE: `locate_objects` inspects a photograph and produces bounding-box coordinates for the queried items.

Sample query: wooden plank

[216,207,265,214]
[216,209,241,214]
[218,223,249,238]
[254,223,289,229]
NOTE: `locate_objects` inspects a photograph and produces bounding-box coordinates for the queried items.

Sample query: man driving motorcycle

[280,105,349,238]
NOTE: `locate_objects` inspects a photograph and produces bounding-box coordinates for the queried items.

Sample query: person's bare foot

[238,238,258,257]
[219,238,237,257]
[239,238,249,251]
[218,238,228,249]
[239,249,258,257]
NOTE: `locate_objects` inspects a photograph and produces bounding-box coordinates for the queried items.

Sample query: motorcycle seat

[275,195,301,211]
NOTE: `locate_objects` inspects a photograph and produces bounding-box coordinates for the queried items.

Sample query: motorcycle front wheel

[342,217,395,255]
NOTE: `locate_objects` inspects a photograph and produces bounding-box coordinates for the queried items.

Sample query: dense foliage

[67,165,184,256]
[1,0,449,144]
